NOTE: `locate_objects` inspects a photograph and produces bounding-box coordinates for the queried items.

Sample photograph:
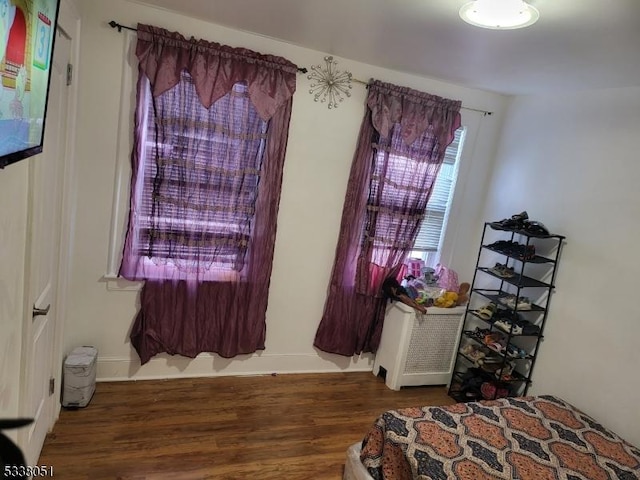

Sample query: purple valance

[367,79,462,147]
[135,23,298,120]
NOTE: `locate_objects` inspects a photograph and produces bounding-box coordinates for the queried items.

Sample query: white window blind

[412,127,465,252]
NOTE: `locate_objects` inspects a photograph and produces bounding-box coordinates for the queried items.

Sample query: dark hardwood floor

[39,372,454,479]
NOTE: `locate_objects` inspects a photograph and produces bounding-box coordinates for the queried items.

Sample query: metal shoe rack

[447,221,565,402]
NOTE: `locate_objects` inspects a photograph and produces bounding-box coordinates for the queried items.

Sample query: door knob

[32,304,51,317]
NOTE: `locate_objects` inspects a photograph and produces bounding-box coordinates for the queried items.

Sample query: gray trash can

[62,346,97,408]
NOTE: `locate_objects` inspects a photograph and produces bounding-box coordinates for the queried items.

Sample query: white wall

[0,162,28,422]
[482,87,640,446]
[66,0,507,380]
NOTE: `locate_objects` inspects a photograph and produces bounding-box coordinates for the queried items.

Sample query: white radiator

[372,302,465,390]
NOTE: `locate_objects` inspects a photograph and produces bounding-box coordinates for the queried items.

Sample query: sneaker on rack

[499,294,517,308]
[468,347,488,363]
[489,263,505,276]
[516,297,532,310]
[493,319,511,333]
[517,245,536,261]
[489,263,516,278]
[506,344,527,358]
[470,327,492,340]
[520,323,541,336]
[522,220,549,237]
[487,240,509,252]
[511,211,529,222]
[461,344,475,356]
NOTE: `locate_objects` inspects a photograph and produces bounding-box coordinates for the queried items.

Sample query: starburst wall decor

[307,56,353,109]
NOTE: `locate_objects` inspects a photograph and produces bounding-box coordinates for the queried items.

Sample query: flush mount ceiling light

[459,0,539,30]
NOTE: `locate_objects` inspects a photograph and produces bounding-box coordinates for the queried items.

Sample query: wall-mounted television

[0,0,60,169]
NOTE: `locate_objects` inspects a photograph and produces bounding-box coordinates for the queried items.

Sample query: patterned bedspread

[360,395,640,480]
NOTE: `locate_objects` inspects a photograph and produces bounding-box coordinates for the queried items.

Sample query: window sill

[102,274,143,292]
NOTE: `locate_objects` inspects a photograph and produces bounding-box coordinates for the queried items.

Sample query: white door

[19,27,71,466]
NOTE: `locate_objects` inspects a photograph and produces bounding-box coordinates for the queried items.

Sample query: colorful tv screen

[0,0,60,169]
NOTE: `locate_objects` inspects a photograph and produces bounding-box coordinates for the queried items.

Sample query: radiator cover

[373,303,465,390]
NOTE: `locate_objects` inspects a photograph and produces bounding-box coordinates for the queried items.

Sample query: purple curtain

[119,24,296,363]
[314,80,461,356]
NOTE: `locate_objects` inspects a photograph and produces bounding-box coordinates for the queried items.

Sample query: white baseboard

[96,352,376,381]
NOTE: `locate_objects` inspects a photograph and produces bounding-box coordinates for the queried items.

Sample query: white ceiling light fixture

[459,0,539,30]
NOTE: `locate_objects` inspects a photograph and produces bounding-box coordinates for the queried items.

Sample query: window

[121,72,268,281]
[410,127,465,266]
[363,125,465,268]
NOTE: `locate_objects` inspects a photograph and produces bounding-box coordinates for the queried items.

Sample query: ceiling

[133,0,640,96]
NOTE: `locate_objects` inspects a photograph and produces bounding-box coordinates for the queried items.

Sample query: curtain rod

[344,76,492,115]
[108,21,308,74]
[108,20,490,116]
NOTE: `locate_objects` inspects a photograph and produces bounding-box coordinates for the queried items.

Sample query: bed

[344,395,640,480]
